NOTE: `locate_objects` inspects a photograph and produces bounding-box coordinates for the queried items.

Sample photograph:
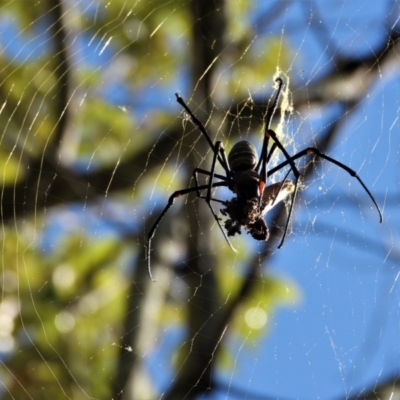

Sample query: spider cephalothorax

[146,78,382,281]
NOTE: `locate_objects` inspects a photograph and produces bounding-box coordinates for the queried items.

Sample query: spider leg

[256,78,290,215]
[304,148,382,222]
[193,169,228,204]
[175,93,230,173]
[264,129,301,248]
[255,77,284,172]
[267,147,383,224]
[192,167,227,197]
[259,134,269,185]
[310,149,382,222]
[205,140,237,253]
[266,142,279,164]
[147,181,227,281]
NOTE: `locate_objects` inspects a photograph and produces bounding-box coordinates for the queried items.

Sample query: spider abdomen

[228,140,258,171]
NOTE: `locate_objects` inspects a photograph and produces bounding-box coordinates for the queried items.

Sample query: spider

[146,78,382,281]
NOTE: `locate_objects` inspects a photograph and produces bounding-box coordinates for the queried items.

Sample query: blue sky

[210,2,399,398]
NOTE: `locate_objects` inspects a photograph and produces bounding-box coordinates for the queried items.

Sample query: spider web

[0,1,399,399]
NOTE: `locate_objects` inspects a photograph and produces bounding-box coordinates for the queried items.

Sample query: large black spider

[146,78,382,281]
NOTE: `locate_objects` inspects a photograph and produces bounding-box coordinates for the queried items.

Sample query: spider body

[146,78,382,281]
[222,140,295,241]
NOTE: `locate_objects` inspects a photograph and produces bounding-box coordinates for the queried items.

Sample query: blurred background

[0,0,399,399]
